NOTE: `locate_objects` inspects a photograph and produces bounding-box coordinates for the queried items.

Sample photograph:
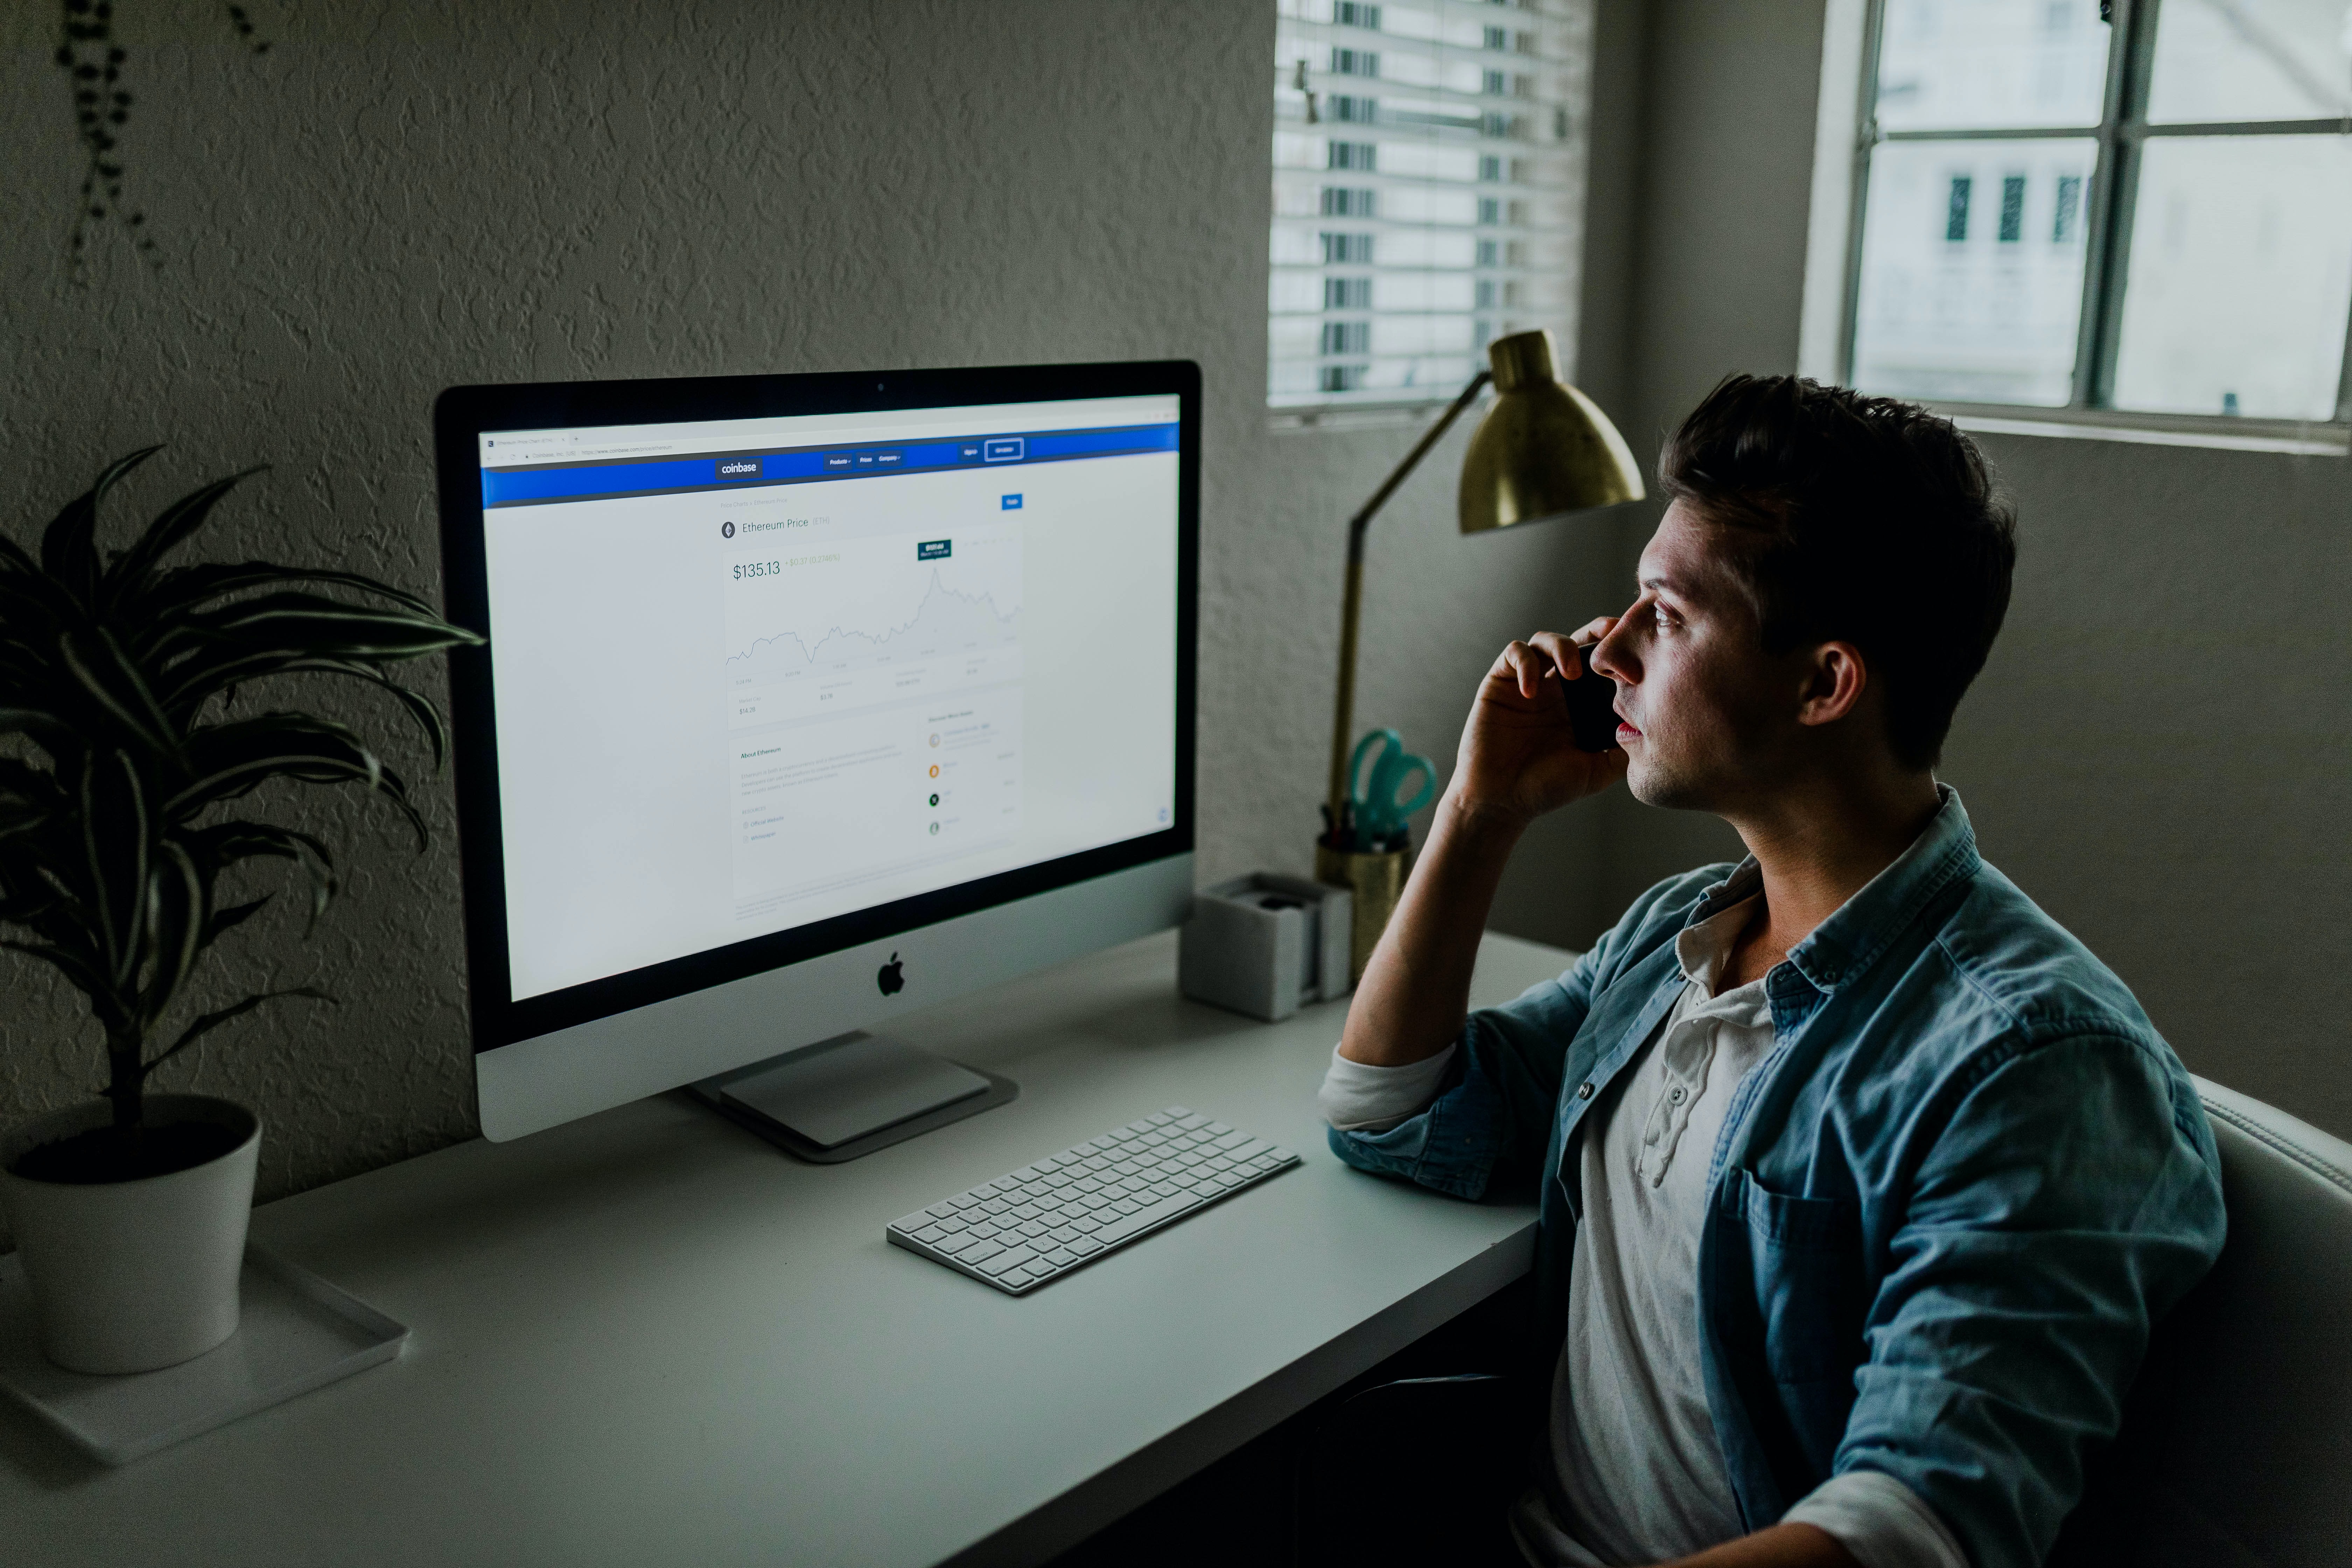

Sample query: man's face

[1591,500,1809,812]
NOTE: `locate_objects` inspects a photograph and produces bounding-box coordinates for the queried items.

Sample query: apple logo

[876,952,905,996]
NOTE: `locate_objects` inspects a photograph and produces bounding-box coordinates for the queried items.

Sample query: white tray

[0,1242,408,1466]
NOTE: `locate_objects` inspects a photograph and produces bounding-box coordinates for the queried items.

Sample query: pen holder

[1315,838,1406,987]
[1179,874,1354,1022]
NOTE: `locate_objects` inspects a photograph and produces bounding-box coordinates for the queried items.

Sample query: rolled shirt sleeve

[1783,1469,1969,1568]
[1321,869,1724,1203]
[1318,1042,1459,1132]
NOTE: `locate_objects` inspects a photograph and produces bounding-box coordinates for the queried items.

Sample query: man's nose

[1592,615,1639,685]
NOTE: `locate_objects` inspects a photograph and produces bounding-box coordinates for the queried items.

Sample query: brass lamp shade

[1458,329,1645,533]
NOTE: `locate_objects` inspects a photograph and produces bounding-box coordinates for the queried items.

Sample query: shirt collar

[1682,784,1981,999]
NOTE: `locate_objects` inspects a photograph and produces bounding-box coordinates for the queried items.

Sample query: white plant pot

[0,1094,260,1375]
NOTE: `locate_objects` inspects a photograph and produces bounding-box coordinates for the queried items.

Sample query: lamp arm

[1325,369,1494,835]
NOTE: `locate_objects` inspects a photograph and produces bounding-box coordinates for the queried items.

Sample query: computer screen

[436,363,1198,1133]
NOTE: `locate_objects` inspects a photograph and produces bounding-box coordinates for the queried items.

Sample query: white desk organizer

[1178,873,1353,1022]
[0,1242,407,1466]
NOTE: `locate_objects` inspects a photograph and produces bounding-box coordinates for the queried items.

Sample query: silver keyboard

[886,1107,1301,1294]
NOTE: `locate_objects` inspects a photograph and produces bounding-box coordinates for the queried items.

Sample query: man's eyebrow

[1638,571,1690,595]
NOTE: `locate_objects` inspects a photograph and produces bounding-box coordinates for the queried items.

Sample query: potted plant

[0,448,480,1374]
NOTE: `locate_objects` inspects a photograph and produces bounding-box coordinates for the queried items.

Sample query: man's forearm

[1664,1524,1860,1568]
[1337,793,1527,1067]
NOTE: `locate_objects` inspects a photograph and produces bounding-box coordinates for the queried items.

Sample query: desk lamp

[1316,328,1644,979]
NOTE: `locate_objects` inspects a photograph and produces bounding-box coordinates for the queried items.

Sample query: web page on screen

[476,394,1182,1001]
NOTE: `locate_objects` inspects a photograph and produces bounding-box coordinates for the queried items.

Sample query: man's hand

[1338,625,1630,1068]
[1450,621,1629,828]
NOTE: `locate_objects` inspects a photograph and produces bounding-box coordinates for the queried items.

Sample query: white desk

[2,930,1566,1568]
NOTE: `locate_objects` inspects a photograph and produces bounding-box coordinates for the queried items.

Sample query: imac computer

[434,360,1198,1154]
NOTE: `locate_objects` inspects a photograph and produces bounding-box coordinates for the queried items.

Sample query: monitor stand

[686,1031,1017,1164]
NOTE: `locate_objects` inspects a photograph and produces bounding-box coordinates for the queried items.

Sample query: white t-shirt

[1320,899,1968,1568]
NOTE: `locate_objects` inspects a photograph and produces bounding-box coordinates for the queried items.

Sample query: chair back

[2064,1078,2352,1567]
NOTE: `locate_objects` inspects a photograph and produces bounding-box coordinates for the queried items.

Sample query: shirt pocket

[1735,1169,1868,1384]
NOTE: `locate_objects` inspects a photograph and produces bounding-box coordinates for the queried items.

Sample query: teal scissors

[1347,728,1436,848]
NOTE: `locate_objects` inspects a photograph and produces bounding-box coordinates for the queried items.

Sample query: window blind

[1269,0,1594,409]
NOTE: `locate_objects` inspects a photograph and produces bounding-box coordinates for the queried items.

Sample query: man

[1321,376,2225,1568]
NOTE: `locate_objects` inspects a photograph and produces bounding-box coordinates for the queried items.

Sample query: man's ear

[1794,640,1868,728]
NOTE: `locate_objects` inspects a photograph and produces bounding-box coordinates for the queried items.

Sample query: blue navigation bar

[481,422,1177,509]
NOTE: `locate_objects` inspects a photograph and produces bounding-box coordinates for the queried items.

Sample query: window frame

[1834,0,2352,433]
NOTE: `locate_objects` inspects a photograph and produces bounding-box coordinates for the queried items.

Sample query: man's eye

[1653,606,1672,630]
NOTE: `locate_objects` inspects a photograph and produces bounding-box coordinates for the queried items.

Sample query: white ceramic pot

[0,1094,259,1375]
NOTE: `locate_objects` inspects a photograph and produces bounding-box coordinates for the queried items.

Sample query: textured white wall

[0,1,1631,1205]
[1600,0,2352,1138]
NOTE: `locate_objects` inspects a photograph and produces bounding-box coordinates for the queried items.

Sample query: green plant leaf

[79,749,148,987]
[203,894,272,942]
[137,837,203,1029]
[142,985,332,1079]
[102,467,262,604]
[183,594,485,660]
[40,444,160,606]
[58,629,177,755]
[168,712,428,848]
[181,819,336,928]
[161,654,449,766]
[128,561,444,625]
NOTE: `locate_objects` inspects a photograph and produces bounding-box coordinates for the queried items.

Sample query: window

[1839,0,2352,422]
[1269,0,1595,410]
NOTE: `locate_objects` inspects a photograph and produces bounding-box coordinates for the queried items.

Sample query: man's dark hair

[1657,374,2017,770]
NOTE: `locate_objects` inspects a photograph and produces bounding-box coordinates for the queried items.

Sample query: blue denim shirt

[1328,790,2225,1568]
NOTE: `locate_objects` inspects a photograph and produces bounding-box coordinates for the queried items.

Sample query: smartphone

[1565,643,1619,753]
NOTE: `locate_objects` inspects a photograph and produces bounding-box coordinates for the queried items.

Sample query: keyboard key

[999,1267,1036,1289]
[959,1239,1004,1266]
[1204,1121,1232,1135]
[1095,1191,1201,1244]
[892,1212,932,1232]
[1070,1236,1103,1254]
[1268,1148,1296,1162]
[1045,1247,1078,1266]
[1175,1113,1209,1129]
[911,1225,947,1244]
[976,1247,1036,1277]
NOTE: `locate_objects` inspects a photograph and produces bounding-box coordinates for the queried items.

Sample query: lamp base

[1315,838,1407,987]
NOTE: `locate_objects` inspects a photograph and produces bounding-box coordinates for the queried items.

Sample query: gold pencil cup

[1316,840,1406,987]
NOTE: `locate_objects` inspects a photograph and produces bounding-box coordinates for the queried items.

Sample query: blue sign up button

[1001,494,1022,510]
[916,539,952,561]
[982,438,1025,462]
[823,453,854,471]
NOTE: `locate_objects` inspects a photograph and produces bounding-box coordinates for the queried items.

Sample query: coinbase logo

[719,458,761,477]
